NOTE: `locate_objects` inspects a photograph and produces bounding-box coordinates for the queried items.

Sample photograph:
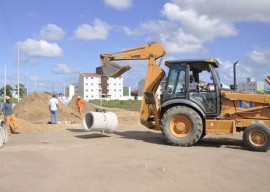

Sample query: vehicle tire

[1,120,8,144]
[243,124,270,152]
[161,106,203,146]
[0,126,4,149]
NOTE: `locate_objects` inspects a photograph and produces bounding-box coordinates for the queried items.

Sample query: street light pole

[17,45,20,102]
[4,65,6,100]
[27,68,29,96]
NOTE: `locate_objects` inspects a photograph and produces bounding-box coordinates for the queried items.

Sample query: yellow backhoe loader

[98,42,270,152]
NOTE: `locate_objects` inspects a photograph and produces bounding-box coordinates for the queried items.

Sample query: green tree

[0,84,14,98]
[15,83,27,97]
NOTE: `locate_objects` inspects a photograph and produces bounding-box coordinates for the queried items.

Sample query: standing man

[76,96,85,118]
[1,96,20,134]
[49,94,59,124]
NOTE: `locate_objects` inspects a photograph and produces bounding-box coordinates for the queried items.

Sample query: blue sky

[0,0,270,93]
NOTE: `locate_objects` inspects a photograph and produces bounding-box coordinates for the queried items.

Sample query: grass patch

[89,99,141,110]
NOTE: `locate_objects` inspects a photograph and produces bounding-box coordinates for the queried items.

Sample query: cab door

[162,64,187,102]
[188,64,221,115]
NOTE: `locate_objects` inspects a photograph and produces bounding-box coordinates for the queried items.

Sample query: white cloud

[17,39,63,57]
[170,0,270,23]
[160,29,203,54]
[249,48,270,66]
[37,24,65,41]
[74,18,111,40]
[104,0,133,10]
[121,0,270,55]
[122,20,203,54]
[121,4,236,54]
[161,2,238,41]
[122,26,142,36]
[52,64,79,74]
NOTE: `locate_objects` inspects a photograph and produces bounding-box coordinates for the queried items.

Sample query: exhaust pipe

[233,61,238,91]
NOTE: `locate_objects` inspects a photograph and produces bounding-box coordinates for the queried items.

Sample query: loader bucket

[101,60,131,78]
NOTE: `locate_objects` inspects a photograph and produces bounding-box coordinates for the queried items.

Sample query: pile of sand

[16,118,81,133]
[112,109,141,125]
[9,92,140,133]
[13,92,84,124]
[68,94,96,113]
[68,95,140,125]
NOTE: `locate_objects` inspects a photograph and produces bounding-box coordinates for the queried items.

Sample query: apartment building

[78,72,123,100]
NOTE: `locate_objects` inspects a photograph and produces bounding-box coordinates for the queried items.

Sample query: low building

[238,77,264,93]
[137,79,162,100]
[65,85,75,100]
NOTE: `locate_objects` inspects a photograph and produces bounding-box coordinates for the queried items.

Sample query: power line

[0,0,17,45]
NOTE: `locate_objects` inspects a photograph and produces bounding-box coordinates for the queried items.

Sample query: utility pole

[4,65,6,101]
[27,68,29,96]
[51,80,53,94]
[35,79,37,92]
[64,82,65,97]
[17,45,20,102]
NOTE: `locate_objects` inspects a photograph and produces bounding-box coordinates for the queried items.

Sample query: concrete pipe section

[83,111,118,134]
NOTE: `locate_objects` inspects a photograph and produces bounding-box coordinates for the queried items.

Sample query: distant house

[137,79,162,100]
[238,77,264,93]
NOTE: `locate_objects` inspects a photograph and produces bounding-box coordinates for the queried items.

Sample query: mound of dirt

[13,92,81,124]
[16,118,82,133]
[10,92,140,133]
[68,94,96,113]
[112,109,141,126]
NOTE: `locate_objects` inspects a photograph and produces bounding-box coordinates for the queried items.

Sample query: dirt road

[0,124,269,192]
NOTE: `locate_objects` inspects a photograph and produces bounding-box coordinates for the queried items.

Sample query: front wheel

[161,106,203,146]
[243,124,270,152]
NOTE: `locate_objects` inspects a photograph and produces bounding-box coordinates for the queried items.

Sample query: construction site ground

[0,93,269,192]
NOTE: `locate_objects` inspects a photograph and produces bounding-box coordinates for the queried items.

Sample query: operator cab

[162,58,221,116]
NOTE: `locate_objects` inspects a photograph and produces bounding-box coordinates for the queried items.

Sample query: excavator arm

[99,42,166,130]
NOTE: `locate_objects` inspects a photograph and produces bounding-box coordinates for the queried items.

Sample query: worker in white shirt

[189,75,199,91]
[49,94,59,124]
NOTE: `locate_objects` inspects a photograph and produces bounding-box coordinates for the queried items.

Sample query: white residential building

[122,86,134,100]
[65,85,75,100]
[238,77,264,93]
[79,73,123,100]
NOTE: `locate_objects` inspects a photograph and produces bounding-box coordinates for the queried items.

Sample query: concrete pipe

[83,111,118,134]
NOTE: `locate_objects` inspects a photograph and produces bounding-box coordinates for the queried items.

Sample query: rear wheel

[161,106,203,146]
[243,124,270,152]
